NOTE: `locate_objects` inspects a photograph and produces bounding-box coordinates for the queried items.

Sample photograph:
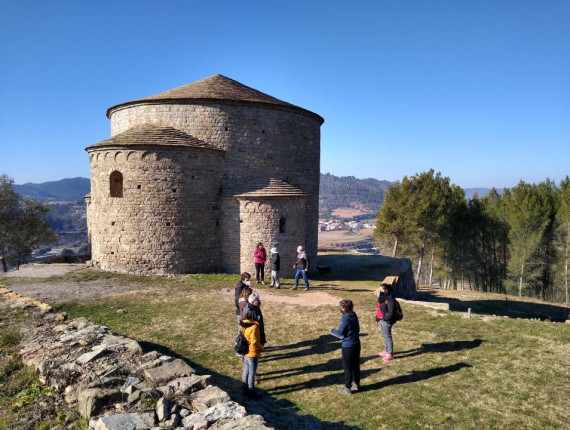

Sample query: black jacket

[294,253,308,270]
[244,303,266,345]
[378,291,396,323]
[234,281,247,315]
[270,253,280,271]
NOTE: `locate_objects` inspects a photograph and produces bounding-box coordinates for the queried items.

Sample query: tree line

[374,170,570,304]
[0,175,57,271]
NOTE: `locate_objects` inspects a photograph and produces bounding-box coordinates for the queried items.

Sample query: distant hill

[464,188,493,199]
[13,177,90,202]
[319,173,392,217]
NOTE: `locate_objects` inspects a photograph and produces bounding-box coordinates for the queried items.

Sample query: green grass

[5,254,570,429]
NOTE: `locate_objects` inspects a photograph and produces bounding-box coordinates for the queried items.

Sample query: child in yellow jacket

[239,308,264,398]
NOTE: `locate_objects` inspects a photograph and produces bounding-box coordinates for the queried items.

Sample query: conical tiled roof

[107,75,324,124]
[221,178,307,198]
[86,124,222,151]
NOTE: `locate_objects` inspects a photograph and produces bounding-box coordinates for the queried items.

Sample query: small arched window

[110,171,123,197]
[279,217,286,233]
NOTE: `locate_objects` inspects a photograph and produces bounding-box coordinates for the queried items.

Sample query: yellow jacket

[240,319,264,358]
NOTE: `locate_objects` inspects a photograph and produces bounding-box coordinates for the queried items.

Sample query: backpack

[378,298,404,323]
[234,330,249,355]
[393,299,404,322]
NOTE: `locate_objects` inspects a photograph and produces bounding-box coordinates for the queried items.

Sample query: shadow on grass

[262,333,368,363]
[362,362,472,392]
[397,339,483,359]
[137,340,361,430]
[417,290,570,322]
[260,354,379,383]
[315,254,402,282]
[265,364,381,396]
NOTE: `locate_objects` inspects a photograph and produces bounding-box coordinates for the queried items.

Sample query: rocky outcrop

[0,285,272,429]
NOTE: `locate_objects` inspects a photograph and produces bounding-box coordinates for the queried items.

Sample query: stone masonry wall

[109,102,320,274]
[237,198,306,280]
[0,286,272,429]
[87,147,223,275]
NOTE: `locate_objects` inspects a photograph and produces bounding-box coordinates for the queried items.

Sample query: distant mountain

[319,173,392,217]
[464,188,494,199]
[13,177,90,202]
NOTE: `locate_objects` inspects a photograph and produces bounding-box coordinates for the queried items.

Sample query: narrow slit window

[279,217,286,233]
[110,171,123,197]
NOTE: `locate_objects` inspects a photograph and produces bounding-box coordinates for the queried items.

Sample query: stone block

[92,411,155,430]
[77,387,122,418]
[181,401,246,428]
[190,386,230,411]
[157,374,210,396]
[143,359,195,384]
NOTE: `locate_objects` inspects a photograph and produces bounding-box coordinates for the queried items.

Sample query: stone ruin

[1,286,272,429]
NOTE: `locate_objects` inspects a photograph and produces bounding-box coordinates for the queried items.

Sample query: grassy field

[318,228,373,248]
[3,253,570,429]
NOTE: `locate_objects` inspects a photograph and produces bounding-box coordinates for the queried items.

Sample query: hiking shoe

[339,387,352,395]
[304,288,309,291]
[291,286,297,290]
[382,354,394,362]
[378,350,389,356]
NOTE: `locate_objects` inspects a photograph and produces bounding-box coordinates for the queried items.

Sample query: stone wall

[1,286,272,430]
[237,198,306,279]
[87,147,223,275]
[109,102,321,274]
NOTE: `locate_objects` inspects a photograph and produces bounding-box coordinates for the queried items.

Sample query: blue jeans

[294,269,309,288]
[379,320,393,354]
[242,357,259,389]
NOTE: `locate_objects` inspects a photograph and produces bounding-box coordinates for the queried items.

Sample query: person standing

[238,287,253,321]
[293,245,309,291]
[245,293,266,345]
[240,307,264,398]
[234,272,251,324]
[377,282,396,362]
[269,247,280,288]
[331,299,361,394]
[254,242,267,284]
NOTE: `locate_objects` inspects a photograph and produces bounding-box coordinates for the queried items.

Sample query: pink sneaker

[382,354,394,362]
[378,350,389,356]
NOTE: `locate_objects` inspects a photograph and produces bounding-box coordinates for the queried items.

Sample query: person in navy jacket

[331,299,361,394]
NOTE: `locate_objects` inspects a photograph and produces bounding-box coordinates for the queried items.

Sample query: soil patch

[1,263,149,304]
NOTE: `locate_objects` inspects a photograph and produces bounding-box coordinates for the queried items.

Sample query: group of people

[252,243,310,291]
[234,269,400,398]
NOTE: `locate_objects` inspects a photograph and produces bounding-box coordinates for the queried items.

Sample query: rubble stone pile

[1,286,272,429]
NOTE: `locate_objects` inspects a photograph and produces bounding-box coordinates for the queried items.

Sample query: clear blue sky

[1,0,568,189]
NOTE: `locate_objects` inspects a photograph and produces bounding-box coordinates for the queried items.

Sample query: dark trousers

[255,263,265,281]
[341,344,361,388]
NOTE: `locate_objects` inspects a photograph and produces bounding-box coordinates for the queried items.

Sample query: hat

[248,293,260,304]
[270,247,278,253]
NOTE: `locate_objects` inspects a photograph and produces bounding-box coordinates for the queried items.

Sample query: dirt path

[220,286,341,307]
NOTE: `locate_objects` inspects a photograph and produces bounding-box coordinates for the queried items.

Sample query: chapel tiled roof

[86,124,222,151]
[221,178,307,198]
[106,74,324,124]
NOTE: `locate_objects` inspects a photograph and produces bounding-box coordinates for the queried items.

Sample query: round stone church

[85,75,323,276]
